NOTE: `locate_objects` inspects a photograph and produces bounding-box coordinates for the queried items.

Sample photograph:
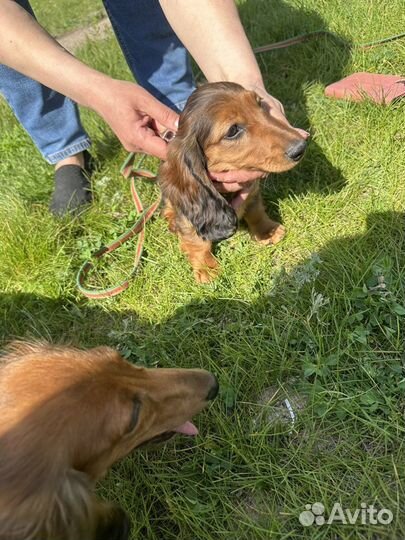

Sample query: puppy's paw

[193,257,219,284]
[254,223,286,246]
[194,267,219,284]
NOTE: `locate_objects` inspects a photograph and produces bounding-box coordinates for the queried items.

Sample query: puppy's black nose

[206,375,219,401]
[286,139,307,162]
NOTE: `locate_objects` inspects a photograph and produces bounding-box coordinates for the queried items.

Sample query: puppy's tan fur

[0,342,216,540]
[159,82,306,283]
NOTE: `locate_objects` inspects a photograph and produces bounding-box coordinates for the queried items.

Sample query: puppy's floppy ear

[159,129,237,243]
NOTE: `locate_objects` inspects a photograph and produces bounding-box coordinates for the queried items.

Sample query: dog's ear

[159,131,238,243]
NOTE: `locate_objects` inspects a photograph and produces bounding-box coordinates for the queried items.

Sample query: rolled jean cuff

[45,137,92,164]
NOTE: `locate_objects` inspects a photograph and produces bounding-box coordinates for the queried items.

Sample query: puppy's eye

[224,124,244,140]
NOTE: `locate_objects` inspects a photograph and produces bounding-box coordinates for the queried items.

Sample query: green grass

[31,0,102,36]
[1,0,405,538]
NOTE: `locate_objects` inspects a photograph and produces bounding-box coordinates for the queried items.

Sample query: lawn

[1,0,405,538]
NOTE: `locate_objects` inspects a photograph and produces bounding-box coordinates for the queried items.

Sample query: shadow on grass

[1,211,404,538]
[1,210,403,366]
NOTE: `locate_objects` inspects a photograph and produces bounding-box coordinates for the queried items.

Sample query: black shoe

[50,150,94,216]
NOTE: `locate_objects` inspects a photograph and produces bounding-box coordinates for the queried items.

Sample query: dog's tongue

[172,421,199,436]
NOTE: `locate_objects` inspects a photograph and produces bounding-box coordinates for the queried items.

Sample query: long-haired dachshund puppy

[0,342,218,540]
[159,81,307,283]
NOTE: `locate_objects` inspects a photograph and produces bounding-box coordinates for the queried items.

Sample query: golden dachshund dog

[159,81,307,283]
[0,342,218,540]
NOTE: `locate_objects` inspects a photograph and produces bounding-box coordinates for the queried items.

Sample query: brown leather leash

[76,152,161,299]
[252,30,405,54]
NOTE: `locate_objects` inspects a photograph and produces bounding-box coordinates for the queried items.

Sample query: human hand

[251,85,287,124]
[95,79,179,160]
[209,170,265,188]
[253,86,309,139]
[213,180,256,210]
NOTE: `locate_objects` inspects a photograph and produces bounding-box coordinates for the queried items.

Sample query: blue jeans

[0,0,195,164]
[103,0,195,112]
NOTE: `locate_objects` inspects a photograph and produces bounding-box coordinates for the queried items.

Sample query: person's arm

[0,0,178,158]
[159,0,286,122]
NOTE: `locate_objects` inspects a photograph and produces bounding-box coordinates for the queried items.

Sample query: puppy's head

[187,82,307,174]
[0,343,218,481]
[159,82,307,242]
